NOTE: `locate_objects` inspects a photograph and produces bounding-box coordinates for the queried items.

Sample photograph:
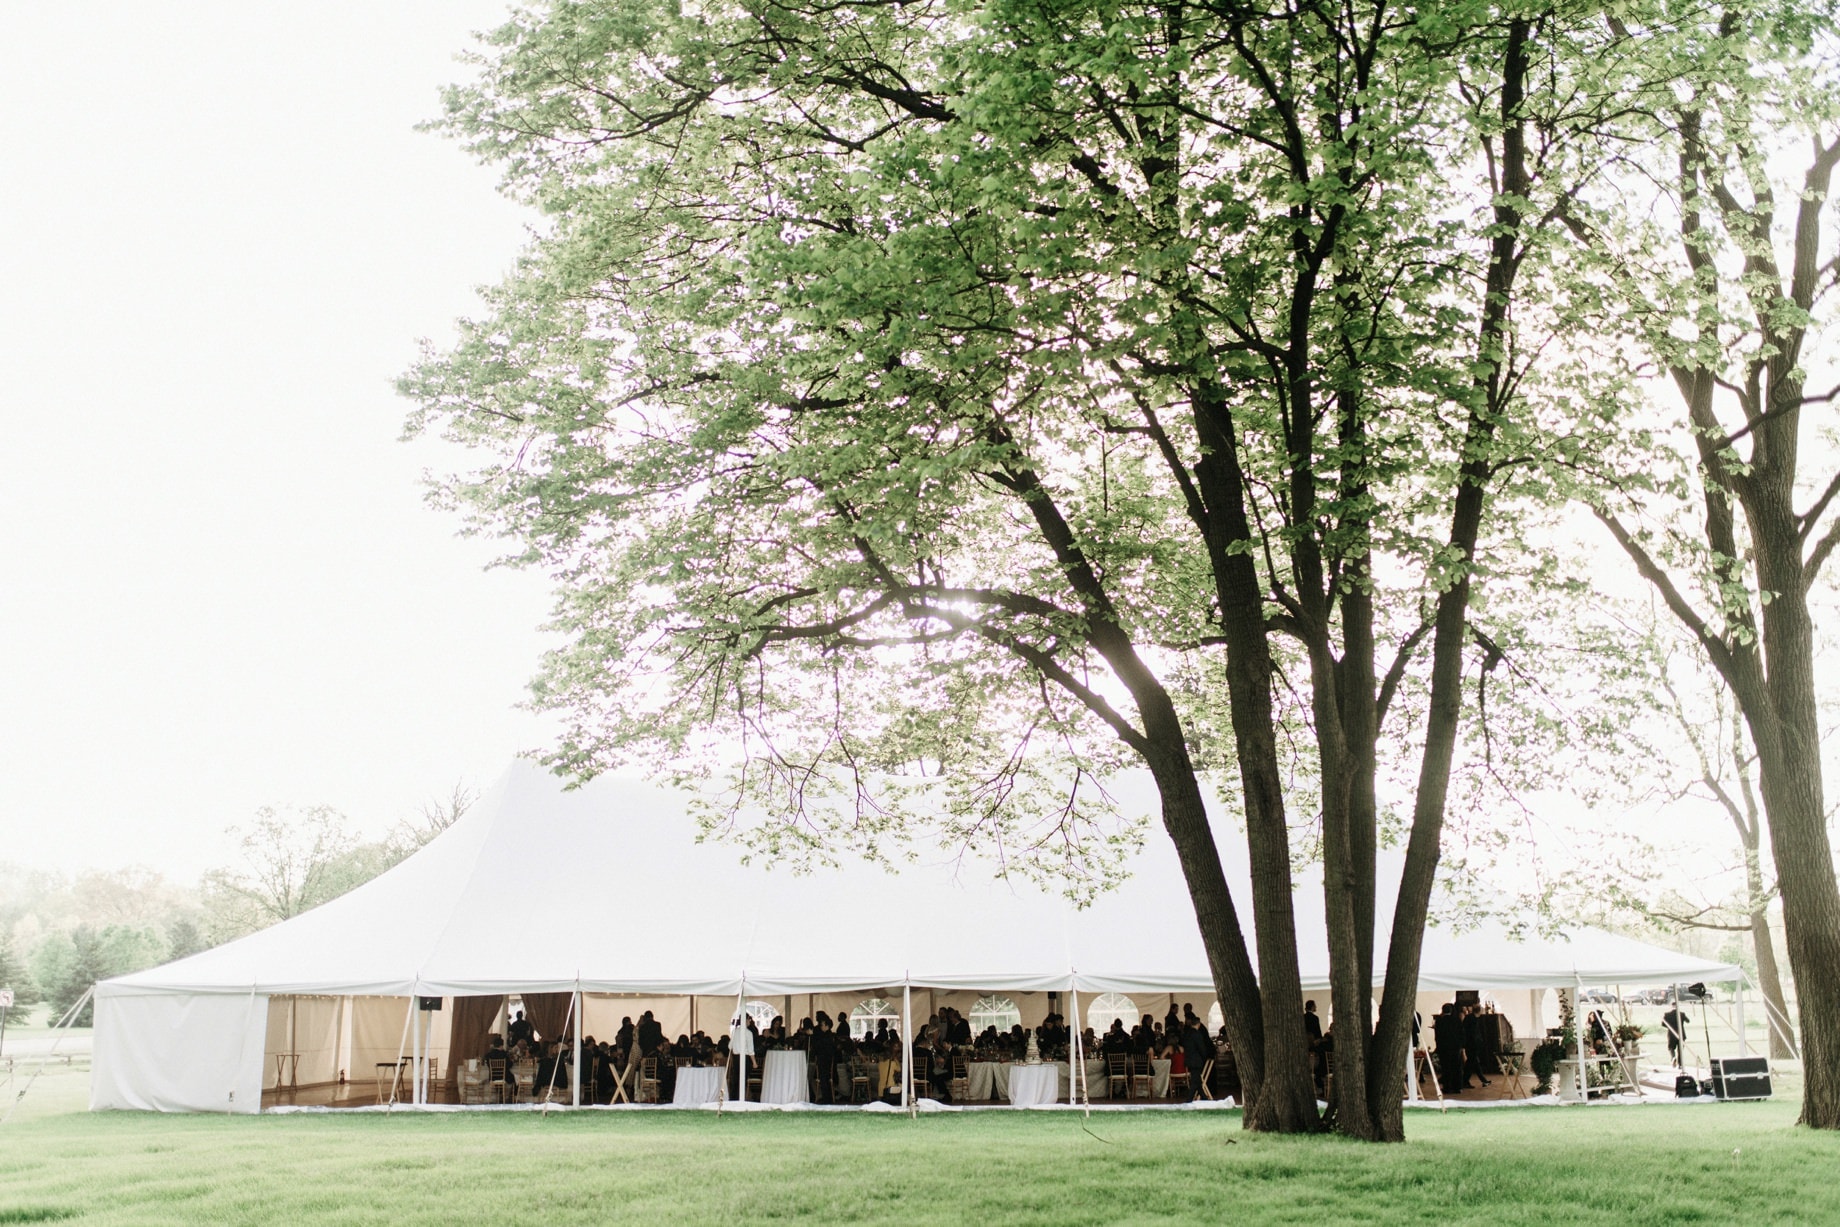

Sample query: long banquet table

[671,1066,724,1106]
[761,1049,809,1104]
[962,1059,1110,1105]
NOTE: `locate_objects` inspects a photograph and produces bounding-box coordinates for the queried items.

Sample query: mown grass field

[3,1057,1836,1227]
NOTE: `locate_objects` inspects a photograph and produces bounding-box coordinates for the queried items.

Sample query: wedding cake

[1025,1032,1041,1064]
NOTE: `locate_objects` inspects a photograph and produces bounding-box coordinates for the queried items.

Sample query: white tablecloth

[761,1049,809,1104]
[967,1061,1007,1101]
[1007,1063,1060,1108]
[1058,1058,1108,1100]
[672,1066,724,1106]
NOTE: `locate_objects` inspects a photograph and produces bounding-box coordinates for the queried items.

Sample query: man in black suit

[1303,1001,1325,1095]
[1461,1004,1491,1088]
[810,1015,839,1104]
[1182,1019,1214,1101]
[637,1010,664,1056]
[1432,1004,1465,1094]
[1663,1004,1690,1067]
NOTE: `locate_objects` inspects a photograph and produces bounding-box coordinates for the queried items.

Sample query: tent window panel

[1087,992,1138,1034]
[1208,1001,1224,1033]
[970,995,1021,1034]
[744,1000,781,1032]
[850,997,900,1035]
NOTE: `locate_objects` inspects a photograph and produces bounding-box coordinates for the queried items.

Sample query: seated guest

[1101,1020,1130,1055]
[535,1041,570,1096]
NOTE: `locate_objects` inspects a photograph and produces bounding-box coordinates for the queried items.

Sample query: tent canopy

[105,762,1741,1000]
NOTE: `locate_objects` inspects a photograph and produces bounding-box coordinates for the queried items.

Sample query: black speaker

[1709,1056,1771,1101]
[418,996,443,1011]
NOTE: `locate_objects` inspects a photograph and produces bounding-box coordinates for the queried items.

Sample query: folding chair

[849,1061,872,1104]
[1131,1053,1154,1100]
[1167,1065,1190,1099]
[513,1059,538,1103]
[950,1055,970,1103]
[638,1057,661,1104]
[1194,1058,1216,1101]
[1106,1053,1131,1099]
[485,1058,510,1105]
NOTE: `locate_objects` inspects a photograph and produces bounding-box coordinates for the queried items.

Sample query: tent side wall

[91,986,267,1114]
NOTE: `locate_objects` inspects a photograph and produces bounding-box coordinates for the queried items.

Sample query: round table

[761,1049,809,1104]
[1007,1063,1060,1108]
[671,1066,724,1106]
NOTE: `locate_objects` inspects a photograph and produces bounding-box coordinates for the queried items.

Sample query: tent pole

[572,980,583,1108]
[390,989,415,1110]
[902,977,913,1117]
[1736,975,1748,1058]
[1070,979,1085,1114]
[1572,976,1586,1103]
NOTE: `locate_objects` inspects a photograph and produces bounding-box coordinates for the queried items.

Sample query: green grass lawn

[2,1089,1836,1226]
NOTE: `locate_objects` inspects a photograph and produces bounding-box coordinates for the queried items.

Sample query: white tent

[92,763,1741,1112]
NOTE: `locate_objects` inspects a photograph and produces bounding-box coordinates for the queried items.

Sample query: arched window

[1086,992,1138,1034]
[1208,1002,1224,1033]
[850,997,901,1035]
[744,1000,781,1032]
[969,995,1021,1033]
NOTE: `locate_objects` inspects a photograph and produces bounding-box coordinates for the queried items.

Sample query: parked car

[1581,988,1617,1004]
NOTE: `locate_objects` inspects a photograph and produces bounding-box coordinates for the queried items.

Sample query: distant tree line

[0,785,472,1028]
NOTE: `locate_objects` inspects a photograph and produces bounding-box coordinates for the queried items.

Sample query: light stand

[1693,982,1713,1094]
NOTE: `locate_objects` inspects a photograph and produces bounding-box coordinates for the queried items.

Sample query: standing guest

[1662,1002,1691,1067]
[1432,1004,1465,1094]
[1461,1004,1491,1088]
[1182,1019,1214,1101]
[637,1010,664,1056]
[811,1015,839,1104]
[1303,1000,1326,1094]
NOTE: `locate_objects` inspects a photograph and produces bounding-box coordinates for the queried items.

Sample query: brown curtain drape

[522,992,575,1044]
[447,994,506,1086]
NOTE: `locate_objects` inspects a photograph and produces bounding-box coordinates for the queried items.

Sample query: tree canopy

[407,0,1838,1135]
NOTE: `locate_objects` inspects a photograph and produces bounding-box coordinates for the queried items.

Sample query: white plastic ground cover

[94,762,1739,1111]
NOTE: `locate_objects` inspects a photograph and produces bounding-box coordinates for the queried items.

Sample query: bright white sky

[0,1,551,879]
[0,2,1824,913]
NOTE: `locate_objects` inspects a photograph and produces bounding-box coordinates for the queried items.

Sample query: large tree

[1559,0,1840,1126]
[409,0,1631,1137]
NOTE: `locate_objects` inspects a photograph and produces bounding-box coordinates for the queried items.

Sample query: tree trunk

[1750,904,1795,1062]
[1141,742,1269,1116]
[1746,504,1840,1124]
